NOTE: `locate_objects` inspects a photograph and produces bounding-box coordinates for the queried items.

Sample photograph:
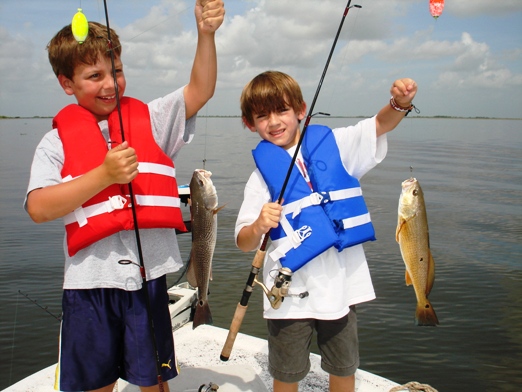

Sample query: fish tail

[192,301,213,329]
[415,299,439,326]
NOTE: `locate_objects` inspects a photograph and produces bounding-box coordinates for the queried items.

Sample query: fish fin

[192,301,213,329]
[186,255,198,288]
[415,299,439,326]
[425,250,436,296]
[214,204,227,215]
[405,269,413,286]
[395,218,405,242]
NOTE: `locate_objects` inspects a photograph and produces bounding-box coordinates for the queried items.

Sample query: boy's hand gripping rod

[220,0,361,361]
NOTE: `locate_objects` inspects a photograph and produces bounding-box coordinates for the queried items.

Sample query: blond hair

[47,21,121,79]
[240,71,305,127]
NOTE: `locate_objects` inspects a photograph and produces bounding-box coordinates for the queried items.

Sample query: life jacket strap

[269,225,312,262]
[287,187,363,218]
[63,195,180,227]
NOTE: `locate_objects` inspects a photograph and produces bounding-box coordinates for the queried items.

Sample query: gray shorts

[267,307,359,384]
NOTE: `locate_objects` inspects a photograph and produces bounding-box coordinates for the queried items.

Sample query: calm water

[0,117,521,391]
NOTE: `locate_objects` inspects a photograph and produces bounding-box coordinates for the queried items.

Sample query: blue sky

[1,0,521,118]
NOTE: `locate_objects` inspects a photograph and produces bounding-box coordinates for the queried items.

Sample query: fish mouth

[401,177,417,187]
[195,169,212,179]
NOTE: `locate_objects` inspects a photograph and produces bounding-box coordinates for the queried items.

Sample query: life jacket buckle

[106,195,127,212]
[310,192,330,205]
[292,225,312,244]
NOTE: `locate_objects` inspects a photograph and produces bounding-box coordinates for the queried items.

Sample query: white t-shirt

[25,87,196,291]
[235,116,387,320]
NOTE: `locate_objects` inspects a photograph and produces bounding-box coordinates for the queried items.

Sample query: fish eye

[413,189,418,196]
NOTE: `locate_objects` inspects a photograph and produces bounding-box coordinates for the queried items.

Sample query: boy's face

[58,54,126,122]
[245,103,306,150]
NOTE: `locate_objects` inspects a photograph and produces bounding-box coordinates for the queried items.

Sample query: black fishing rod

[18,290,62,322]
[220,0,362,361]
[102,1,165,389]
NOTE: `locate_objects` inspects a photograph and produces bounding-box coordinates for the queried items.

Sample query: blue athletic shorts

[56,275,178,391]
[267,307,359,383]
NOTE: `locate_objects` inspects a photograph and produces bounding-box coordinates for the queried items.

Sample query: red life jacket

[54,97,186,256]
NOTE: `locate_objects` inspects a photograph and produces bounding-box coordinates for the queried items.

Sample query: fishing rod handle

[221,248,266,360]
[220,302,248,361]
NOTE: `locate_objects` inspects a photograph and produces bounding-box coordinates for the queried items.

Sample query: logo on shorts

[161,359,172,370]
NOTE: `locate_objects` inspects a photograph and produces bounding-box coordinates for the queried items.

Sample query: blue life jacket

[252,124,376,272]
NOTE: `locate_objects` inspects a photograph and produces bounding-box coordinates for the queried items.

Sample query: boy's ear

[57,75,75,96]
[298,102,307,121]
[242,117,257,133]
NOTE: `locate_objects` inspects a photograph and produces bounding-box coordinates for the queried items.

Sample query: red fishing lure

[429,0,445,19]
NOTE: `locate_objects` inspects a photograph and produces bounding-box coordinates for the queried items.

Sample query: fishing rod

[220,0,362,361]
[18,290,62,322]
[99,1,166,389]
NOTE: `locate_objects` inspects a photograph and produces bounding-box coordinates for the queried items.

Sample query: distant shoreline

[1,115,521,120]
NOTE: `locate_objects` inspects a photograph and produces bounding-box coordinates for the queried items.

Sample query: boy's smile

[58,55,126,122]
[246,104,306,150]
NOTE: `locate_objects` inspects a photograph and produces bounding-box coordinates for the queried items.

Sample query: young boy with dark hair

[24,1,225,391]
[236,70,417,392]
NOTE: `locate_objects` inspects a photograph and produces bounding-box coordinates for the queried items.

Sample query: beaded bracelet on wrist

[390,97,418,116]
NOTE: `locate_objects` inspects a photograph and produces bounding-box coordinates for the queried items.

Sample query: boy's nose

[268,113,280,126]
[102,74,116,90]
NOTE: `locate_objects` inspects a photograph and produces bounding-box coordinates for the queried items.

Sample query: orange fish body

[396,178,439,326]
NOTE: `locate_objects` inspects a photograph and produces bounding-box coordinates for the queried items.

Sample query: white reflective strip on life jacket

[137,162,175,178]
[342,212,372,229]
[134,195,180,207]
[288,187,363,219]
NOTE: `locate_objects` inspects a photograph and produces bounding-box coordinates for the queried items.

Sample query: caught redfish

[187,169,224,329]
[396,177,439,326]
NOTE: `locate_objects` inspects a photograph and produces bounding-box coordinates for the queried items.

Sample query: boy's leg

[139,383,170,392]
[316,308,359,392]
[267,318,313,386]
[273,379,298,392]
[123,275,178,387]
[58,289,123,391]
[87,382,117,392]
[329,374,355,392]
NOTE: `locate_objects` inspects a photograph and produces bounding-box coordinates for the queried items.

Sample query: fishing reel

[198,382,219,391]
[255,267,308,309]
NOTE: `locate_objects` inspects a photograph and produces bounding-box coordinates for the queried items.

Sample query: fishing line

[94,0,192,54]
[101,1,165,388]
[8,291,20,385]
[322,2,363,116]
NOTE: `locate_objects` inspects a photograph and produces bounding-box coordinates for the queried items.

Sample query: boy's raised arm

[184,0,225,119]
[375,78,417,137]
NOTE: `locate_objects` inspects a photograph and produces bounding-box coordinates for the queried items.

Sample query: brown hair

[240,71,305,127]
[47,21,121,80]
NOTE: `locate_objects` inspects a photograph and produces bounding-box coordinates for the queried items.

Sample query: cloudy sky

[1,0,521,118]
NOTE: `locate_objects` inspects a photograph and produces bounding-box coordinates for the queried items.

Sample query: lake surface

[0,117,521,391]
